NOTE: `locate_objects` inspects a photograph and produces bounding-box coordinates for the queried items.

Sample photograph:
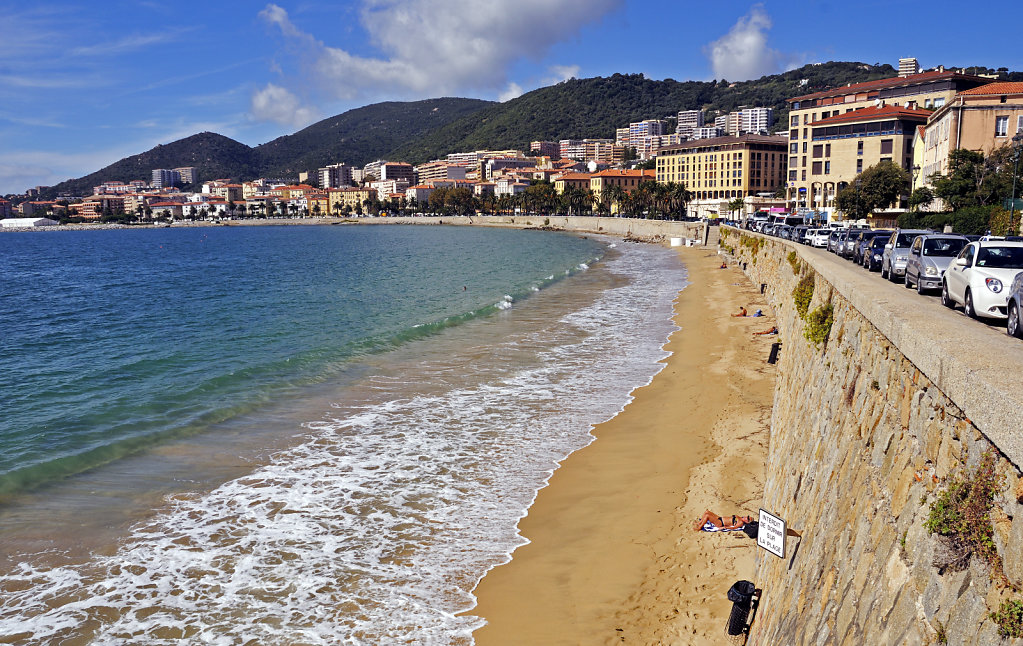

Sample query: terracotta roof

[957,81,1023,96]
[789,70,991,103]
[556,173,593,180]
[811,105,932,126]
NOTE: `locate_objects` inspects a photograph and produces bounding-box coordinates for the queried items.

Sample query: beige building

[786,69,990,213]
[553,172,593,195]
[921,81,1023,192]
[799,105,930,219]
[656,134,788,201]
[328,187,378,214]
[589,169,655,213]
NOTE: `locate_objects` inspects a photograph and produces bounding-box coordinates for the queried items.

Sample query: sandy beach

[471,245,777,645]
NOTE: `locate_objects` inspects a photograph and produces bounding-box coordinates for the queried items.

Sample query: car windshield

[871,235,891,248]
[923,238,967,257]
[895,232,923,247]
[976,246,1023,268]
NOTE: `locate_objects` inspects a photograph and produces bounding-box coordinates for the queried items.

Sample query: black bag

[727,580,756,605]
[741,520,759,539]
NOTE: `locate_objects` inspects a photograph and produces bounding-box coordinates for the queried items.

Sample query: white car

[941,241,1023,319]
[807,229,830,247]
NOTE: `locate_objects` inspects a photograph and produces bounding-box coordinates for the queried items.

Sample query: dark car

[839,229,867,259]
[853,230,892,265]
[864,233,892,271]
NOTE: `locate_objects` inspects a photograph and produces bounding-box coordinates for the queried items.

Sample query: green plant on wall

[992,599,1023,638]
[792,273,815,319]
[803,303,834,347]
[925,451,1004,574]
[787,250,801,275]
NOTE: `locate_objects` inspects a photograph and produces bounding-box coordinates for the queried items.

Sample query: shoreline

[470,246,777,644]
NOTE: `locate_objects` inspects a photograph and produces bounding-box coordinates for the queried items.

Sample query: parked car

[864,233,892,271]
[853,230,892,266]
[903,235,969,294]
[881,229,932,281]
[838,229,867,258]
[826,231,842,253]
[1006,272,1023,337]
[792,225,810,244]
[808,229,831,248]
[941,241,1023,319]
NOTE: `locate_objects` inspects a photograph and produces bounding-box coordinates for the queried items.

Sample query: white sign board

[758,508,786,558]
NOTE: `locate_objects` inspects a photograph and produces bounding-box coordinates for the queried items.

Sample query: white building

[0,217,58,228]
[677,110,704,137]
[740,107,774,134]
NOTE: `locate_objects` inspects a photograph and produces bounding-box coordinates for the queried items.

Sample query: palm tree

[603,184,625,215]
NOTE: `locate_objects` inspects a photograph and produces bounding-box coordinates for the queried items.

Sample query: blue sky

[2,0,1021,195]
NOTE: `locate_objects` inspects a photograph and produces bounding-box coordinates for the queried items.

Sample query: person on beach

[753,326,779,336]
[693,511,755,532]
[731,306,747,317]
[720,261,728,269]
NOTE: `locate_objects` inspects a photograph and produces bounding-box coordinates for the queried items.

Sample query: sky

[2,0,1022,196]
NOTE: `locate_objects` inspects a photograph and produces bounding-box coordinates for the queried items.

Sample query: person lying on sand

[693,510,755,532]
[753,326,779,336]
[731,306,747,317]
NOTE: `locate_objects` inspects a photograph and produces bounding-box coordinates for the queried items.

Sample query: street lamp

[910,164,921,212]
[1011,130,1023,234]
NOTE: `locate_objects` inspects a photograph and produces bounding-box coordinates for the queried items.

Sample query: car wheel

[881,263,888,279]
[965,289,977,319]
[904,272,913,289]
[941,282,956,309]
[889,267,900,283]
[1009,302,1023,338]
[916,276,927,295]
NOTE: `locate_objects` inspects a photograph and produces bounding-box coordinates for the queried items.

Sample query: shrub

[803,303,834,347]
[792,273,815,319]
[926,452,1003,573]
[787,250,801,275]
[992,599,1023,638]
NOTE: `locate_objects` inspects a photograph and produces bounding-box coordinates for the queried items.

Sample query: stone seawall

[720,227,1023,645]
[361,215,714,246]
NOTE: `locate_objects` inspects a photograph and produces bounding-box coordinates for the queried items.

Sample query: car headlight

[986,277,1003,293]
[924,266,939,277]
[895,254,908,263]
[873,252,882,259]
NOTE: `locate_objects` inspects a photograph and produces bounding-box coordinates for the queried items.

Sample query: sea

[0,223,687,645]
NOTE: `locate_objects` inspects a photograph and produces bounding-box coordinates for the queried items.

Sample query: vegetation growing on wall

[991,599,1023,638]
[925,452,1004,574]
[793,273,815,319]
[787,250,802,275]
[803,303,834,348]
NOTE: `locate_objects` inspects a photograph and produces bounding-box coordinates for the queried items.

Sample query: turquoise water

[0,225,602,495]
[0,224,687,644]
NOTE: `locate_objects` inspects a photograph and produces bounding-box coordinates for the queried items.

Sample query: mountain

[389,62,899,163]
[44,62,912,197]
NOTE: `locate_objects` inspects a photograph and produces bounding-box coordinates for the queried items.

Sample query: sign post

[758,508,786,558]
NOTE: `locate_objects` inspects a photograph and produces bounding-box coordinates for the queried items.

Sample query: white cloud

[498,82,524,103]
[249,83,319,128]
[256,0,621,107]
[704,5,801,81]
[544,65,581,85]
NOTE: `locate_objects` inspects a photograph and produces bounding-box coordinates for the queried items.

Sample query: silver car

[1008,272,1023,338]
[903,234,969,294]
[881,229,932,281]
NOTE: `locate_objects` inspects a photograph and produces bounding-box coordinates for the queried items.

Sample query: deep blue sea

[0,223,687,644]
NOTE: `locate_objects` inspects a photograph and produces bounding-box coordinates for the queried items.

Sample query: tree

[836,161,910,219]
[931,147,1014,210]
[908,186,935,212]
[727,197,745,219]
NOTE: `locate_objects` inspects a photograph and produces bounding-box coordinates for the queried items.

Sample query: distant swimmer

[463,285,467,291]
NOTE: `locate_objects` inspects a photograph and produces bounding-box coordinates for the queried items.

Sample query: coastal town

[5,57,1023,233]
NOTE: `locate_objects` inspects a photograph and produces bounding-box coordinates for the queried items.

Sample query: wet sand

[471,246,777,644]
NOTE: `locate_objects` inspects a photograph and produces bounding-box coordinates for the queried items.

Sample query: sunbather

[753,326,779,336]
[693,510,755,532]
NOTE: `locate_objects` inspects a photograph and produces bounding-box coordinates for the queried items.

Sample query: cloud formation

[254,0,620,118]
[250,83,319,128]
[705,5,800,81]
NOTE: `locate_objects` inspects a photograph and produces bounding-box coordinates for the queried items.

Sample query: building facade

[785,69,991,213]
[677,110,704,137]
[318,163,354,189]
[656,134,788,203]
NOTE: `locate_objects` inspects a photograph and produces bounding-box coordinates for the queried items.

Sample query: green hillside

[388,62,898,163]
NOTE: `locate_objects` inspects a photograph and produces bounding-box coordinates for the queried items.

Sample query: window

[812,161,822,174]
[857,141,864,156]
[934,97,946,108]
[791,115,799,127]
[790,129,799,140]
[813,144,824,158]
[825,144,831,157]
[801,170,807,181]
[996,116,1009,137]
[924,98,932,108]
[824,161,831,175]
[789,170,798,181]
[1018,116,1023,135]
[856,159,863,173]
[803,142,808,153]
[802,156,807,167]
[880,139,894,154]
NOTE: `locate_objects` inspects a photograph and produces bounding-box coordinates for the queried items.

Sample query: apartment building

[174,167,196,184]
[899,57,920,78]
[785,69,991,212]
[553,173,593,195]
[921,81,1023,190]
[741,107,774,134]
[677,110,704,137]
[327,187,378,214]
[589,169,656,213]
[318,163,354,189]
[692,126,725,140]
[628,119,668,143]
[796,106,930,218]
[656,134,788,206]
[416,161,467,183]
[529,141,560,159]
[151,168,181,188]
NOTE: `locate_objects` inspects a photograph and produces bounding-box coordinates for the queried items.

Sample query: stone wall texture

[720,227,1023,645]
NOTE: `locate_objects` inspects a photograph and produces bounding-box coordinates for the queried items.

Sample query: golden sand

[471,246,777,645]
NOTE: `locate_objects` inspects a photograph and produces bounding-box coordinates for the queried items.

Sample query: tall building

[740,108,774,134]
[615,127,631,146]
[676,110,704,137]
[629,119,668,141]
[655,134,788,201]
[151,169,181,188]
[530,141,560,159]
[692,126,725,140]
[899,57,920,78]
[173,167,196,184]
[318,163,354,189]
[785,69,991,213]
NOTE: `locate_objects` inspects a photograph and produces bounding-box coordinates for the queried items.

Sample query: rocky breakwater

[719,227,1023,645]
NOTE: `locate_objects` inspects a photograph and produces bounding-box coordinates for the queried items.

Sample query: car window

[895,232,921,247]
[911,237,922,254]
[959,245,975,267]
[872,235,891,248]
[923,238,966,257]
[976,246,1023,268]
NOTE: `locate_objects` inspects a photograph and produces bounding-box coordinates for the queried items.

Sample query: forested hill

[43,62,912,197]
[388,61,899,163]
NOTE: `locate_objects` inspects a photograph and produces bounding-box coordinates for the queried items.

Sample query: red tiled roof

[957,81,1023,96]
[789,70,991,103]
[811,105,933,126]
